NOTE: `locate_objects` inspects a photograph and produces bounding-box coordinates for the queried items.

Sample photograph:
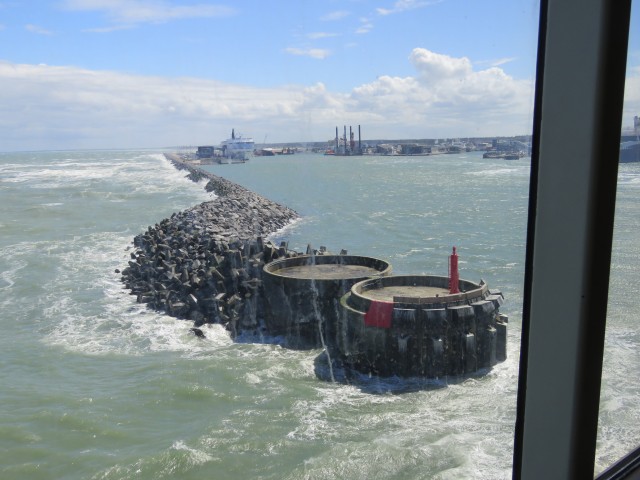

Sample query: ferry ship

[221,129,254,161]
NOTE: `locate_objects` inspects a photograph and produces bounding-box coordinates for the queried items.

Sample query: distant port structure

[185,129,255,164]
[318,130,532,157]
[325,125,364,156]
[178,132,540,161]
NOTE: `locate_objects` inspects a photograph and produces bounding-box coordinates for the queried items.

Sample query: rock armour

[120,154,300,336]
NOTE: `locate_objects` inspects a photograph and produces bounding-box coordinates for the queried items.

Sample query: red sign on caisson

[364,300,394,328]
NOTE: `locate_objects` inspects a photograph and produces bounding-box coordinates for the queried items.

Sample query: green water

[0,150,637,478]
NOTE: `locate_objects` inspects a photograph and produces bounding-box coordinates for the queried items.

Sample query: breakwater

[120,154,300,336]
[120,154,507,379]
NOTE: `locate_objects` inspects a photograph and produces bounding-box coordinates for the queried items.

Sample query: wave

[465,166,529,177]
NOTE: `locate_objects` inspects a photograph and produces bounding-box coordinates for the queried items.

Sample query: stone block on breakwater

[120,154,300,336]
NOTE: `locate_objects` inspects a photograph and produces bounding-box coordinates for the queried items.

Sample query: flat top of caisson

[362,285,450,302]
[276,264,383,280]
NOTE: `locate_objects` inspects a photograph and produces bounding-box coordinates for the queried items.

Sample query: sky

[0,0,638,151]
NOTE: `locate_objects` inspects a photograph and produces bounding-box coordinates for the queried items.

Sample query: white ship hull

[221,129,254,160]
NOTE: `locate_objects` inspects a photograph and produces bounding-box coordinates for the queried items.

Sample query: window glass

[0,1,542,479]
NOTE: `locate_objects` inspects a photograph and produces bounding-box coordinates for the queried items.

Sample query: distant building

[196,146,215,159]
[399,143,429,155]
[376,144,396,155]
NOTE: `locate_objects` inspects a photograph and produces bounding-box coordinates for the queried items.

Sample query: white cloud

[0,61,343,149]
[355,18,373,34]
[475,57,518,68]
[320,10,350,21]
[307,32,340,40]
[490,57,517,67]
[83,24,134,33]
[0,49,542,150]
[284,47,331,59]
[25,24,54,35]
[376,0,441,16]
[348,48,534,136]
[61,0,236,25]
[410,48,472,80]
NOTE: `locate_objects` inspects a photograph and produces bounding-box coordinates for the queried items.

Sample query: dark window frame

[513,0,634,478]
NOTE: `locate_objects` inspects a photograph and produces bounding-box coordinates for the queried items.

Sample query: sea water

[0,150,637,479]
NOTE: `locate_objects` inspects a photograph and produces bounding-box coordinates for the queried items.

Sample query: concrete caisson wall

[338,275,507,377]
[262,255,392,348]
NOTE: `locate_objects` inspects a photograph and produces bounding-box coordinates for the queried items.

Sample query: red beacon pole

[449,246,460,294]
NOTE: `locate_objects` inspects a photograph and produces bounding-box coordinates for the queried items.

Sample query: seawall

[120,153,301,336]
[120,154,506,379]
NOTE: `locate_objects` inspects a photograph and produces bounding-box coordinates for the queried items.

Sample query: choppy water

[0,150,637,479]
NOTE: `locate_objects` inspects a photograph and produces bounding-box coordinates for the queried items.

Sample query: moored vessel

[221,129,254,161]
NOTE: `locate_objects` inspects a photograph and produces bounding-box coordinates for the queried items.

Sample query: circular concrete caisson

[339,275,507,377]
[262,255,391,348]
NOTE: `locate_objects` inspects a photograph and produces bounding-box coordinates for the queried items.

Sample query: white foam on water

[0,257,26,291]
[170,440,215,465]
[42,233,236,356]
[285,381,399,441]
[465,166,527,178]
[3,150,216,357]
[617,170,640,186]
[2,159,130,189]
[266,215,304,241]
[30,217,296,359]
[1,152,212,206]
[274,369,514,479]
[93,440,221,479]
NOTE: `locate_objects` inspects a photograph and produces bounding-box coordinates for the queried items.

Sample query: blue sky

[0,0,638,150]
